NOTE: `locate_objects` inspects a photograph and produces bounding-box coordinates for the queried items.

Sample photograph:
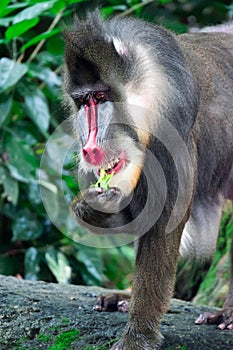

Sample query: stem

[119,0,155,17]
[17,51,25,64]
[17,8,65,64]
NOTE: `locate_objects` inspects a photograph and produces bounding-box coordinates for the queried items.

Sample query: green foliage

[194,209,233,307]
[91,168,114,190]
[48,329,80,350]
[0,0,106,285]
[13,326,80,350]
[0,0,232,300]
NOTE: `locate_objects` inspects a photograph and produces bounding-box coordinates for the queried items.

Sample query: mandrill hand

[73,186,122,212]
[93,293,130,312]
[71,187,130,232]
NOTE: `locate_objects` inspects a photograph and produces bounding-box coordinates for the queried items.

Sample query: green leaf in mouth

[91,168,114,190]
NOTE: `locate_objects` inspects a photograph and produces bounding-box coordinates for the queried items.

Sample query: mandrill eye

[74,95,89,107]
[77,96,84,104]
[71,92,87,107]
[94,92,106,103]
[95,92,104,99]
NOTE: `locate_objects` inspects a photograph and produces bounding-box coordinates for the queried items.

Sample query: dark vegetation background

[0,0,233,306]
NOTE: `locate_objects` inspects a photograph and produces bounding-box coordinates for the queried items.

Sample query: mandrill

[63,12,233,350]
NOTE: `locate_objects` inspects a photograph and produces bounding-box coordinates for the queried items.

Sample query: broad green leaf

[0,255,19,275]
[0,0,11,17]
[0,17,12,27]
[13,1,56,24]
[37,51,62,67]
[67,0,87,3]
[5,134,37,183]
[9,121,38,146]
[77,248,103,284]
[0,165,19,205]
[0,39,8,44]
[20,28,60,52]
[0,2,29,18]
[0,58,28,93]
[12,210,43,241]
[50,0,86,13]
[0,94,12,126]
[159,0,172,4]
[39,179,59,217]
[24,247,41,280]
[18,84,50,134]
[28,182,42,205]
[28,64,61,90]
[5,18,39,40]
[2,176,19,205]
[47,35,64,55]
[101,5,127,17]
[45,248,71,284]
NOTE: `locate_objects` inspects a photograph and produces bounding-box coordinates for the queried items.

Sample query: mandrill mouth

[99,154,126,176]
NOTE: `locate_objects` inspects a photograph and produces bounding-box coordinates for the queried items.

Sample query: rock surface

[0,275,232,350]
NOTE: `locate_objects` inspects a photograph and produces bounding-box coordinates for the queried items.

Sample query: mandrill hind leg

[109,222,185,350]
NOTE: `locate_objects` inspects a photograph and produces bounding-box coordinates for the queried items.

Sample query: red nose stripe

[82,99,104,165]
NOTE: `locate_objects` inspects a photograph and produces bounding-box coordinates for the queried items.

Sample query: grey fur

[63,13,233,350]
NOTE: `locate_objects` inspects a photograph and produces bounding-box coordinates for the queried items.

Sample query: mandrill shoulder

[177,32,233,68]
[176,32,233,98]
